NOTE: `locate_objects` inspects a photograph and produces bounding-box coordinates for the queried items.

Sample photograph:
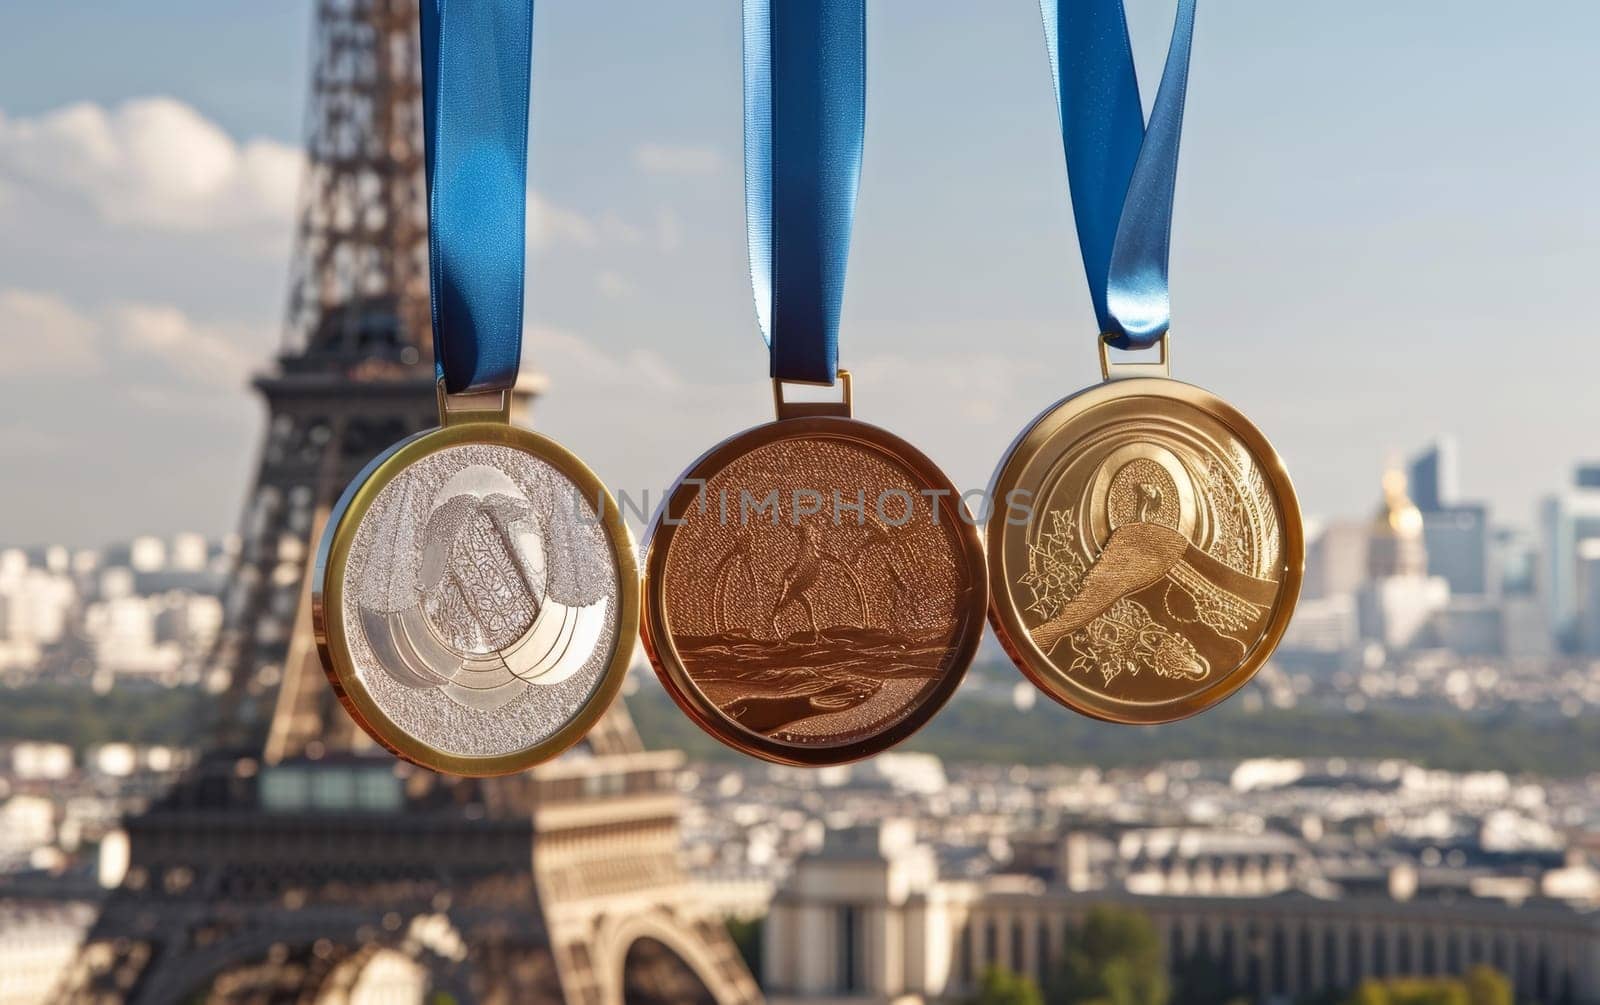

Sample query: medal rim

[985,377,1304,725]
[312,421,639,776]
[640,415,989,767]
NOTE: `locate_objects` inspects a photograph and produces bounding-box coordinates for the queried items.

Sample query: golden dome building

[1369,465,1428,579]
[1357,464,1450,650]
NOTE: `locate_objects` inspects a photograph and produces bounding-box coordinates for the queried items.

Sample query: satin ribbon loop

[1042,0,1196,351]
[421,0,534,395]
[743,0,866,386]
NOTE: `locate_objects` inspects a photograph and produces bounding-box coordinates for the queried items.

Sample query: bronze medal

[987,351,1302,724]
[643,376,987,765]
[655,4,986,762]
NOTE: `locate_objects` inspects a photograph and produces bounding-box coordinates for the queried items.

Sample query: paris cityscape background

[2,1,1599,1004]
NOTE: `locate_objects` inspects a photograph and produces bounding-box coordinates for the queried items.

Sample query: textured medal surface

[317,427,635,774]
[643,418,986,766]
[988,379,1302,724]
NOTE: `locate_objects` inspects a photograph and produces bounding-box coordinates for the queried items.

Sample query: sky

[1,0,1597,548]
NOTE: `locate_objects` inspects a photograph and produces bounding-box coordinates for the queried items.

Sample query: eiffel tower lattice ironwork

[58,2,760,1002]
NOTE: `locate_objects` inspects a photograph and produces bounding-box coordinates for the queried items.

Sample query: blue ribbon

[1042,0,1196,350]
[420,0,533,395]
[743,0,866,385]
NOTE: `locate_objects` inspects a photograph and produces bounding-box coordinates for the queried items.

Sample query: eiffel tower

[59,2,760,1002]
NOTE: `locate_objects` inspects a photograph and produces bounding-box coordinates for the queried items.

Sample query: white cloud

[633,144,723,177]
[848,351,1026,424]
[655,207,684,253]
[525,326,683,391]
[527,191,598,249]
[0,287,266,394]
[0,97,303,233]
[597,210,646,247]
[526,199,644,251]
[119,382,239,415]
[0,424,68,458]
[594,271,635,300]
[520,325,1031,434]
[109,303,259,385]
[0,289,100,376]
[524,192,661,254]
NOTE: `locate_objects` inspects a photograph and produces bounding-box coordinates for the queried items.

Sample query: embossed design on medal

[988,380,1303,724]
[643,417,987,766]
[352,455,612,713]
[990,0,1303,721]
[317,431,637,776]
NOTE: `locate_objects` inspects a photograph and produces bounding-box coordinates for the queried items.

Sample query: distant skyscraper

[1302,520,1369,600]
[1540,465,1600,649]
[1408,438,1490,597]
[1492,526,1539,596]
[1407,438,1459,513]
[1292,520,1366,663]
[1499,594,1554,661]
[1577,540,1600,656]
[1421,502,1491,596]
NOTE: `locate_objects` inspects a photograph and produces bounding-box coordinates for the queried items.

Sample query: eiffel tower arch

[57,1,760,1002]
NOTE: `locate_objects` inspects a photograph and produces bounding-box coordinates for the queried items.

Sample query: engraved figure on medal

[646,422,986,764]
[989,382,1302,723]
[337,442,622,761]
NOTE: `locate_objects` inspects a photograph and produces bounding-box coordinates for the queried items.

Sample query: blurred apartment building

[1544,463,1600,653]
[0,739,189,1005]
[0,535,227,687]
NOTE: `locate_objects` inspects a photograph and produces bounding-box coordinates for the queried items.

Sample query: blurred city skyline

[2,0,1598,551]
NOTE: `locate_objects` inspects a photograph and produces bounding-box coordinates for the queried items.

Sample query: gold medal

[999,0,1299,720]
[642,375,987,765]
[987,344,1302,724]
[314,387,638,775]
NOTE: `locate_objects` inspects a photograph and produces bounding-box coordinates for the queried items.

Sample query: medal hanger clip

[1098,332,1170,381]
[436,380,513,427]
[772,369,853,420]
